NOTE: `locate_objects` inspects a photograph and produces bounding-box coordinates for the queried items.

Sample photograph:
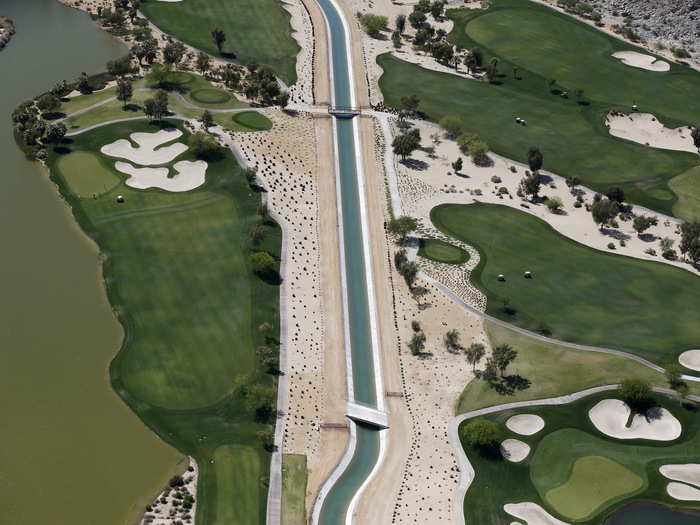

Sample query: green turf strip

[48,119,279,524]
[282,454,308,525]
[430,203,700,365]
[418,238,470,264]
[141,0,299,84]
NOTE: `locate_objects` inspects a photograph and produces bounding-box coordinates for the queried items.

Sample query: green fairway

[670,166,700,221]
[231,111,274,131]
[460,392,700,523]
[282,454,308,525]
[376,0,700,215]
[153,71,248,110]
[431,203,700,365]
[418,238,469,264]
[48,119,280,524]
[141,0,299,84]
[56,151,121,196]
[455,322,686,413]
[545,456,643,520]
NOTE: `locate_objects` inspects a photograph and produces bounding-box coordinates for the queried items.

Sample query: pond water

[606,501,700,524]
[0,1,181,523]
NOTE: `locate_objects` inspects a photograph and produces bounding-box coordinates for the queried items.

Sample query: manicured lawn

[282,454,308,525]
[231,111,274,131]
[460,392,700,524]
[141,0,299,84]
[431,203,700,366]
[417,238,469,264]
[153,71,248,110]
[455,322,681,413]
[669,166,700,221]
[56,151,121,197]
[48,119,280,524]
[376,0,700,215]
[545,456,643,520]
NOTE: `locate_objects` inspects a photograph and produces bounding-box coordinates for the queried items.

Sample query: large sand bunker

[589,399,681,441]
[506,414,545,436]
[115,160,207,192]
[501,439,530,462]
[504,502,570,525]
[101,129,188,165]
[679,350,700,371]
[667,482,700,501]
[612,51,670,72]
[607,113,697,154]
[660,464,700,488]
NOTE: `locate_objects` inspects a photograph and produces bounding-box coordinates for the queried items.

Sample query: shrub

[490,175,501,183]
[461,419,501,448]
[607,242,615,250]
[439,116,464,139]
[250,252,277,277]
[673,47,691,59]
[188,131,221,160]
[644,248,657,256]
[456,132,478,154]
[358,13,388,37]
[662,249,677,260]
[509,165,517,173]
[545,196,563,213]
[468,139,490,165]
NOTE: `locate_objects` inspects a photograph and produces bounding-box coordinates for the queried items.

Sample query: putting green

[545,456,643,520]
[232,111,274,131]
[431,202,700,364]
[418,238,469,264]
[190,88,232,105]
[56,151,121,197]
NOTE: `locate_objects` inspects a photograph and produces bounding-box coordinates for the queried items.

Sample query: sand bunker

[501,439,530,462]
[506,414,545,436]
[660,464,700,488]
[504,502,570,525]
[589,399,681,441]
[612,51,670,72]
[607,113,697,154]
[667,482,700,501]
[115,160,207,192]
[679,350,700,371]
[101,129,188,165]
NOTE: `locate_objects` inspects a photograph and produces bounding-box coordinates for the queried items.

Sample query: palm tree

[443,329,460,352]
[464,343,485,372]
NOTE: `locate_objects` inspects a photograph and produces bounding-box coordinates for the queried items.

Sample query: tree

[443,329,460,352]
[107,55,134,77]
[430,0,445,19]
[467,139,489,165]
[196,51,211,74]
[464,47,482,73]
[527,146,543,172]
[392,30,402,49]
[485,57,499,82]
[408,331,426,355]
[359,13,388,38]
[392,132,421,160]
[632,214,658,236]
[133,38,158,66]
[692,126,700,150]
[220,64,241,90]
[188,131,220,159]
[45,122,67,145]
[387,215,418,242]
[395,14,406,34]
[518,172,541,201]
[461,419,501,448]
[116,77,133,108]
[452,157,463,173]
[400,261,419,289]
[492,344,517,376]
[439,116,463,139]
[201,109,214,130]
[591,198,620,229]
[250,252,277,277]
[408,10,427,29]
[77,72,91,94]
[565,175,581,193]
[606,186,625,203]
[464,343,485,371]
[143,98,157,121]
[665,364,686,391]
[153,89,169,121]
[400,94,420,115]
[256,429,275,450]
[163,40,186,66]
[617,378,652,412]
[211,28,226,54]
[36,93,60,113]
[431,41,454,65]
[146,62,171,88]
[680,221,700,265]
[545,196,563,213]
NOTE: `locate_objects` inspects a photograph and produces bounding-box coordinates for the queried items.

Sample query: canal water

[0,1,180,524]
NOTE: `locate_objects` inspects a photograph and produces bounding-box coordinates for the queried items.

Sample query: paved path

[448,384,700,525]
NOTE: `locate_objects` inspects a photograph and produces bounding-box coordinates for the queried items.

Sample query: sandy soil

[504,502,570,525]
[506,414,545,436]
[115,160,207,192]
[283,0,315,105]
[660,464,700,488]
[666,482,700,501]
[101,129,187,165]
[607,112,697,153]
[501,439,531,462]
[612,51,670,71]
[678,350,700,371]
[588,399,682,441]
[141,457,198,525]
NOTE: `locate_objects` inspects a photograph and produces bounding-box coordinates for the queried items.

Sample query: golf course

[48,118,281,524]
[430,203,700,366]
[377,0,700,217]
[459,391,700,524]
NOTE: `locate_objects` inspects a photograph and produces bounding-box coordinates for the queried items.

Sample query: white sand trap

[679,350,700,371]
[660,464,700,488]
[506,414,545,436]
[589,399,682,441]
[667,482,700,501]
[101,129,188,165]
[115,160,207,192]
[607,113,697,154]
[612,51,670,72]
[501,439,530,462]
[504,502,570,525]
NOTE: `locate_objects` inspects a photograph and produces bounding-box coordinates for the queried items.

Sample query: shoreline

[0,15,15,50]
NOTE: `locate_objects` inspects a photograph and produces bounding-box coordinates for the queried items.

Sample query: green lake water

[0,1,181,523]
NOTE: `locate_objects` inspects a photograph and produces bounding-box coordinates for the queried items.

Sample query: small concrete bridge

[327,105,363,117]
[347,401,389,429]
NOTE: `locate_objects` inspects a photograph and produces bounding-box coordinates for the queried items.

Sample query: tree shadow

[42,112,66,121]
[601,227,631,241]
[401,158,429,171]
[489,374,531,396]
[52,146,72,155]
[122,103,142,112]
[639,233,656,243]
[221,52,237,60]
